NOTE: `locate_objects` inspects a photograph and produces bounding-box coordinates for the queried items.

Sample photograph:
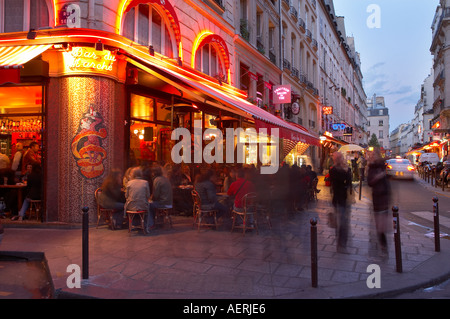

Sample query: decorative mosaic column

[58,76,117,223]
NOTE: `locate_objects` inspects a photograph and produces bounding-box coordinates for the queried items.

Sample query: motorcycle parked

[440,161,450,188]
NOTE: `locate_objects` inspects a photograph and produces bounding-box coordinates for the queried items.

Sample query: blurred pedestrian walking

[329,152,352,254]
[367,147,391,257]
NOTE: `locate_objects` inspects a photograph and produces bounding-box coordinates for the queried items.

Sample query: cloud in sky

[333,0,437,132]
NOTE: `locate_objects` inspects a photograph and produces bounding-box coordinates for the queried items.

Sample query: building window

[379,130,383,139]
[240,63,250,92]
[379,120,383,126]
[123,3,176,58]
[194,42,226,81]
[1,0,50,33]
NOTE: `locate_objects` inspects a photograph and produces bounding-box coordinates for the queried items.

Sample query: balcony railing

[283,59,291,71]
[240,19,250,42]
[298,18,306,32]
[291,67,299,79]
[269,50,277,64]
[311,38,318,49]
[257,37,265,54]
[289,6,298,20]
[306,29,312,41]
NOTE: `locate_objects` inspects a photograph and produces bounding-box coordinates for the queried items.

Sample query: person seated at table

[148,165,173,228]
[97,168,126,229]
[13,163,42,221]
[169,164,190,187]
[124,167,152,231]
[194,169,227,222]
[0,167,19,219]
[169,164,192,215]
[21,164,33,184]
[181,164,192,184]
[227,168,255,213]
[221,167,236,193]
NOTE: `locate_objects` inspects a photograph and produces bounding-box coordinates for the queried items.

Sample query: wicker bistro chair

[126,210,148,235]
[155,205,173,229]
[191,190,218,231]
[28,200,42,221]
[94,188,115,229]
[231,192,259,235]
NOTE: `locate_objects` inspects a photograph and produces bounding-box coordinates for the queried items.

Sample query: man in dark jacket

[14,163,42,221]
[367,148,391,257]
[329,152,352,253]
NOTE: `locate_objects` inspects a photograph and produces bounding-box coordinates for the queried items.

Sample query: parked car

[386,158,415,180]
[418,152,440,166]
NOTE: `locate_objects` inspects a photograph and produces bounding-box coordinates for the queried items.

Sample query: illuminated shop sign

[63,47,117,75]
[332,123,346,131]
[273,85,291,104]
[322,106,333,115]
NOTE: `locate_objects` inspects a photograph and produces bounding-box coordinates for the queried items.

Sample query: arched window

[0,0,51,33]
[195,43,225,80]
[122,2,178,58]
[193,33,230,82]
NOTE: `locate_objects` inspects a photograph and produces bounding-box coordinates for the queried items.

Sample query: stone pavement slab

[1,176,450,300]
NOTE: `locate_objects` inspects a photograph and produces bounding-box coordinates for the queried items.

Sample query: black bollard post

[359,179,362,201]
[433,197,440,252]
[310,218,318,288]
[392,206,402,273]
[82,206,89,280]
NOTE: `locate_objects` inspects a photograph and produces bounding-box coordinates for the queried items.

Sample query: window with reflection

[195,43,226,81]
[122,3,175,58]
[129,93,172,165]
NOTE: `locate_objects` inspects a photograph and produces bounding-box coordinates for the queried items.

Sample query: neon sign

[332,123,346,131]
[273,85,291,104]
[64,47,117,73]
[322,106,333,115]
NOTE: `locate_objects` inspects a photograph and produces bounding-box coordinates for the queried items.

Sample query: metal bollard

[392,206,402,273]
[433,197,440,252]
[359,179,362,201]
[82,206,89,280]
[310,218,318,288]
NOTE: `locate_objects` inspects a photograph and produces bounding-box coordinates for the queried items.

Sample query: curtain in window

[4,0,24,33]
[151,9,162,53]
[138,4,150,46]
[30,0,49,30]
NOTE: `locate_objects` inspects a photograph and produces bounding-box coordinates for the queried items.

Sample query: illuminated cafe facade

[0,0,320,223]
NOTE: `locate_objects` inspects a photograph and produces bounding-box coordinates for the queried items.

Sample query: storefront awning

[0,44,51,84]
[127,56,320,146]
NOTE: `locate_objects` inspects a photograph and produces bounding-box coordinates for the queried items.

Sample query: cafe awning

[126,56,320,146]
[0,44,51,84]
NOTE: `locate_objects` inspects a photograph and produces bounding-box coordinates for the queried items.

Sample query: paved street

[1,174,450,301]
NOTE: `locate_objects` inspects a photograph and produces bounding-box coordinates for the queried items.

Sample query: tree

[369,133,380,148]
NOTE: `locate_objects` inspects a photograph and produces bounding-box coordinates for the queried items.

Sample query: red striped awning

[126,56,320,147]
[0,45,51,84]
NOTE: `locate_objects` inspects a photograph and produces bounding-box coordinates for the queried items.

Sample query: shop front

[0,25,320,223]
